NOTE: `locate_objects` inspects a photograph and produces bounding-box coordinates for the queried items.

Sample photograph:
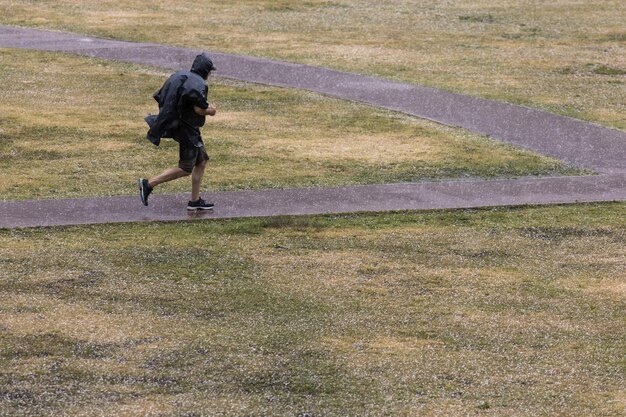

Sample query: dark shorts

[174,125,209,173]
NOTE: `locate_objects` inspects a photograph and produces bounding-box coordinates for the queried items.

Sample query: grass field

[1,204,625,415]
[1,2,625,416]
[1,0,624,130]
[0,48,577,200]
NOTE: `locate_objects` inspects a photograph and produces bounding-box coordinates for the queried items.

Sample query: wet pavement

[2,175,624,229]
[0,25,624,228]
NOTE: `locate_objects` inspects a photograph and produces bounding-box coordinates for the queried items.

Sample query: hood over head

[191,53,216,79]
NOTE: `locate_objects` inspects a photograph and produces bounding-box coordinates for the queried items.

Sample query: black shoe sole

[139,179,149,206]
[186,206,214,211]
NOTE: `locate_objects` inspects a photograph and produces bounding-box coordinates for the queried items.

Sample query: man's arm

[194,104,217,116]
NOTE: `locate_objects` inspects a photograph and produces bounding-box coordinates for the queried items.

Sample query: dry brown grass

[1,3,624,415]
[0,49,575,200]
[1,0,624,129]
[2,204,624,415]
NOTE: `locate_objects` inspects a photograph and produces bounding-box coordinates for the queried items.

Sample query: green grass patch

[1,0,624,129]
[459,14,495,23]
[0,49,579,200]
[592,65,626,76]
[1,203,625,415]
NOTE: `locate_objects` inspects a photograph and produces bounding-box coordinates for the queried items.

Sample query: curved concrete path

[0,25,624,228]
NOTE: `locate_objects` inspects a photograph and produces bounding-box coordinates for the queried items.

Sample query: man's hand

[194,104,217,116]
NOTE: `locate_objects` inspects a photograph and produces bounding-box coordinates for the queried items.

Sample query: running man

[139,53,217,210]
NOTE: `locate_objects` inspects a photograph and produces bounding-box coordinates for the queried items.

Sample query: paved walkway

[2,175,625,228]
[0,25,624,228]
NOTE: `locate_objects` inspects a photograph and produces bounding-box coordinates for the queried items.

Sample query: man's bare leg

[190,160,207,202]
[139,167,190,206]
[148,167,190,188]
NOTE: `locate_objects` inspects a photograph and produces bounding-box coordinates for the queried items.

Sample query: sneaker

[187,198,214,211]
[139,178,153,206]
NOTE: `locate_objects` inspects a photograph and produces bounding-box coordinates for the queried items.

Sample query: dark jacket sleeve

[179,75,209,128]
[184,84,209,110]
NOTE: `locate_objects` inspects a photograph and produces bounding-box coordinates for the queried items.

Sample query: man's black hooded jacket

[145,54,213,147]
